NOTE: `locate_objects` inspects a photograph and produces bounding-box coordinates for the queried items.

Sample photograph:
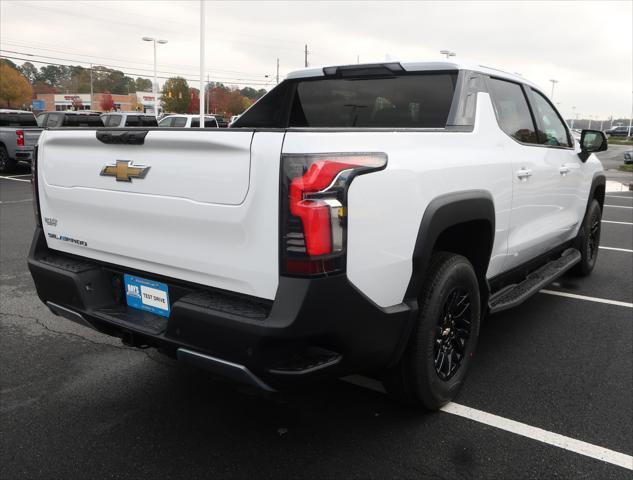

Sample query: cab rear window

[290,73,457,128]
[62,115,104,127]
[234,72,457,129]
[0,113,37,127]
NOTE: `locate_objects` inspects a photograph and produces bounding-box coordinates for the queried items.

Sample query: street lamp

[142,36,168,118]
[549,79,558,100]
[571,106,576,129]
[440,50,456,59]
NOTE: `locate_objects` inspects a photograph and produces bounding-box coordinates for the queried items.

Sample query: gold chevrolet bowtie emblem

[100,160,150,182]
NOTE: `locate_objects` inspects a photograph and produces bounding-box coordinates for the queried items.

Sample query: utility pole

[199,0,205,128]
[206,73,210,113]
[304,44,309,68]
[276,58,279,84]
[89,63,94,111]
[357,55,360,64]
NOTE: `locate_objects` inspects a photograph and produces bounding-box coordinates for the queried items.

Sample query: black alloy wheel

[434,288,472,381]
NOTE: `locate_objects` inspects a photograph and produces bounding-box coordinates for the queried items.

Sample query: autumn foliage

[100,91,115,112]
[0,61,33,109]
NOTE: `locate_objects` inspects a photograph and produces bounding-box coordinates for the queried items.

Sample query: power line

[0,50,273,84]
[1,39,270,76]
[0,55,272,87]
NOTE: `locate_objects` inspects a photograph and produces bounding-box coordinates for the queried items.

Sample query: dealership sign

[54,94,91,105]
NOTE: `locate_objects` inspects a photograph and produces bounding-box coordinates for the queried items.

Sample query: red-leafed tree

[71,97,83,111]
[100,91,115,112]
[188,88,200,114]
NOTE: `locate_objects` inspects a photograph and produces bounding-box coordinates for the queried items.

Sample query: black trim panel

[405,190,495,301]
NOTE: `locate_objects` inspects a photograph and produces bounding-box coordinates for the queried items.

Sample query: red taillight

[16,130,25,147]
[281,153,387,276]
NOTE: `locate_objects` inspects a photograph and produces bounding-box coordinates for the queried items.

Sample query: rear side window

[103,115,122,127]
[172,117,187,127]
[158,117,173,127]
[289,73,457,128]
[62,115,104,127]
[529,90,571,147]
[488,78,537,144]
[0,113,37,127]
[137,116,158,127]
[46,114,62,128]
[191,118,218,128]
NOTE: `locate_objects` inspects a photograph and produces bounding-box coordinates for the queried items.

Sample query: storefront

[53,94,92,111]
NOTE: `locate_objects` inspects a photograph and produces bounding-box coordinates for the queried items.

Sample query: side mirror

[578,129,608,162]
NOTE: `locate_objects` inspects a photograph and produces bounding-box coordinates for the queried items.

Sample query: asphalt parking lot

[1,150,632,479]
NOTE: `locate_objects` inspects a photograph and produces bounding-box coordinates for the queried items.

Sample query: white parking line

[602,220,633,225]
[540,289,633,308]
[343,376,633,470]
[442,403,633,471]
[600,246,633,253]
[0,199,32,205]
[605,204,633,209]
[0,176,30,183]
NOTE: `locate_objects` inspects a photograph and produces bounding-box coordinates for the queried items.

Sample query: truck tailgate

[38,129,283,300]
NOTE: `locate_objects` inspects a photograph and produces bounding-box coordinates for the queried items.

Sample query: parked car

[0,109,42,173]
[624,150,633,164]
[158,114,219,128]
[606,125,631,137]
[28,59,607,410]
[37,111,104,128]
[101,113,158,127]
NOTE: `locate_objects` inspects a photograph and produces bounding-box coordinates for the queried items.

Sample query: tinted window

[62,115,104,127]
[488,78,537,144]
[46,114,62,128]
[0,113,38,127]
[172,117,187,127]
[36,114,47,127]
[103,115,122,127]
[530,90,570,147]
[134,116,158,127]
[191,118,218,128]
[233,81,292,128]
[289,73,456,128]
[124,115,140,126]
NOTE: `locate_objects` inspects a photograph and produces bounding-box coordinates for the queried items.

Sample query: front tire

[0,146,16,174]
[384,252,481,410]
[571,199,602,276]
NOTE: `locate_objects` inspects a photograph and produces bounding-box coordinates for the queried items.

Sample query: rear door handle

[559,165,571,175]
[517,168,532,180]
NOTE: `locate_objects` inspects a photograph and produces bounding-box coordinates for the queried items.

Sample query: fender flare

[404,190,496,301]
[585,172,606,214]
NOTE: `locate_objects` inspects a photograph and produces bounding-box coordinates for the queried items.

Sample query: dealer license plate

[124,274,170,318]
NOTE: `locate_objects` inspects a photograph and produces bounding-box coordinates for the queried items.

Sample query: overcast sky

[1,0,631,119]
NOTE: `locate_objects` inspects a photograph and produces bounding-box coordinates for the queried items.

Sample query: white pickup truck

[28,60,607,409]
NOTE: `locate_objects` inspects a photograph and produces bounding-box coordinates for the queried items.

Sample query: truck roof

[0,109,35,114]
[286,59,540,90]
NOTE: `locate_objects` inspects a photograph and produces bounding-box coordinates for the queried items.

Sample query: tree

[32,81,58,94]
[19,62,39,84]
[100,91,115,112]
[71,97,83,111]
[188,88,200,114]
[0,62,33,109]
[130,99,144,112]
[226,90,251,116]
[135,78,152,92]
[161,77,190,113]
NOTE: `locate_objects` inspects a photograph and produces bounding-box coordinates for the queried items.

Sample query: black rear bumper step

[489,248,581,314]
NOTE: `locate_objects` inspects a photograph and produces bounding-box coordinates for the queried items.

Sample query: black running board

[489,248,581,314]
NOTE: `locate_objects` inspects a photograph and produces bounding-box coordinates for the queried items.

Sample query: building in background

[33,92,162,113]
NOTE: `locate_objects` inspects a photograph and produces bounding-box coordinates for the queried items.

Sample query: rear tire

[571,199,601,277]
[0,146,16,174]
[383,252,481,410]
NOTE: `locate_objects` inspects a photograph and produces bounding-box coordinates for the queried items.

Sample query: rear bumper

[27,228,415,389]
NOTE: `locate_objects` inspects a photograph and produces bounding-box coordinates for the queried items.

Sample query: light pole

[549,79,558,100]
[570,106,576,129]
[142,36,168,117]
[588,115,592,129]
[440,50,456,59]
